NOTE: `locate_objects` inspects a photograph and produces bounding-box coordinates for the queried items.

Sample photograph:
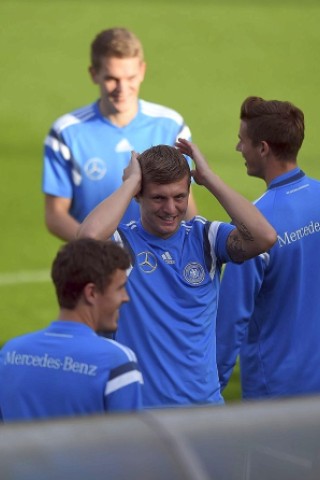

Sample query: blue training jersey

[0,321,143,422]
[217,169,320,399]
[42,99,191,224]
[113,216,235,408]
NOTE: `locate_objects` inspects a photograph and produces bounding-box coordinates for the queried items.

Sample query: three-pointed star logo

[137,252,158,273]
[84,158,107,180]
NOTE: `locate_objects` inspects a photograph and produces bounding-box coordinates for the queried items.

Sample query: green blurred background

[1,0,320,401]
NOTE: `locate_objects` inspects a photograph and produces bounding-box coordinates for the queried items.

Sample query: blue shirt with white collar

[113,216,235,408]
[0,321,143,422]
[217,168,320,398]
[42,99,191,224]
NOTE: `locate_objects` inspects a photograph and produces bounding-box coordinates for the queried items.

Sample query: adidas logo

[115,138,134,152]
[161,251,175,264]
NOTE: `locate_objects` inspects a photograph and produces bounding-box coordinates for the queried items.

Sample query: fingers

[176,138,191,149]
[130,150,139,161]
[175,138,193,157]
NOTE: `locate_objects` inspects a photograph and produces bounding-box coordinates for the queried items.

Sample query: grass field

[1,0,320,402]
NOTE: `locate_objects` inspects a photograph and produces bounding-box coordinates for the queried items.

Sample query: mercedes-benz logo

[84,158,107,181]
[137,251,158,273]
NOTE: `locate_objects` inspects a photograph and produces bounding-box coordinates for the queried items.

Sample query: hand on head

[122,151,142,195]
[175,138,212,187]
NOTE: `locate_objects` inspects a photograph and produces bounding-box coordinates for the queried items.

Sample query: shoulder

[139,99,184,125]
[180,217,229,244]
[51,103,97,134]
[305,175,320,188]
[1,331,40,352]
[100,338,138,363]
[253,189,285,223]
[178,216,229,240]
[179,215,208,233]
[115,221,140,239]
[254,190,274,210]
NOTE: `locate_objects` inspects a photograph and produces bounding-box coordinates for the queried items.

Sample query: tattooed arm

[176,139,277,261]
[227,224,255,263]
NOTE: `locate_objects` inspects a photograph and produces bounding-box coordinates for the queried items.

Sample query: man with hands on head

[78,139,276,408]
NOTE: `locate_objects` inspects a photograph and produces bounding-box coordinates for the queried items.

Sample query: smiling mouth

[112,95,128,102]
[160,215,176,223]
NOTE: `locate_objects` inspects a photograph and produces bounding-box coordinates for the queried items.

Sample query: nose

[115,79,128,94]
[164,198,177,214]
[122,289,130,303]
[236,141,241,152]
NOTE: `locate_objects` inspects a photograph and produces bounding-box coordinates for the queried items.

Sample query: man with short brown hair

[0,238,143,422]
[217,96,320,400]
[78,139,276,408]
[43,27,197,241]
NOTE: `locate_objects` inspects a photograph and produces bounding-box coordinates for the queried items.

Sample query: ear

[140,61,147,82]
[88,66,98,84]
[134,193,141,204]
[82,283,97,305]
[260,141,270,157]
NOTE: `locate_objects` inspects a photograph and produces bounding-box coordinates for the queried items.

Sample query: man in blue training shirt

[216,96,320,399]
[78,139,276,408]
[0,239,143,422]
[43,27,197,241]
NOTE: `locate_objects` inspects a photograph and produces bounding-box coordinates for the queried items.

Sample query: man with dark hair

[0,239,143,422]
[78,139,276,408]
[216,96,320,399]
[43,27,197,241]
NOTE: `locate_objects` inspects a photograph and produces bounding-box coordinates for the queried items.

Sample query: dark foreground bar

[1,395,320,480]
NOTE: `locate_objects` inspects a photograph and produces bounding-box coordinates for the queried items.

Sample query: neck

[99,100,138,127]
[265,158,298,186]
[57,308,95,330]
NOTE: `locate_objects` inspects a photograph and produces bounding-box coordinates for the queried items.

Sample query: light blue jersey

[217,169,320,399]
[0,322,143,422]
[42,100,191,224]
[113,217,235,408]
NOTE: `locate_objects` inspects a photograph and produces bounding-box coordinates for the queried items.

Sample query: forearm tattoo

[238,222,254,241]
[227,223,254,262]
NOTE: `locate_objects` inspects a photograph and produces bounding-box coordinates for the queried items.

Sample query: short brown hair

[240,96,304,159]
[90,27,144,70]
[138,145,191,193]
[51,238,130,309]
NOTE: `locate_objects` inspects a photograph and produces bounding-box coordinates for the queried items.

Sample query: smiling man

[78,139,276,408]
[0,239,143,422]
[43,27,197,242]
[216,96,320,400]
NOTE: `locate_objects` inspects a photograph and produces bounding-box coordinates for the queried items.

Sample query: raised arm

[176,138,277,262]
[77,151,142,240]
[185,188,198,219]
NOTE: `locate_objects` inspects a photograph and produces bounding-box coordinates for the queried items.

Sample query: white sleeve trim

[105,370,144,396]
